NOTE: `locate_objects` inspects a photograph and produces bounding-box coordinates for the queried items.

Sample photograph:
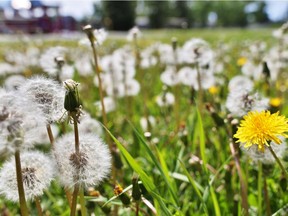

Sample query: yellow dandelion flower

[208,86,219,95]
[270,97,282,107]
[234,110,288,152]
[237,57,247,66]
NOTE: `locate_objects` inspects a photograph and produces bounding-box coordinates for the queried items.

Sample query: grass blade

[103,125,172,215]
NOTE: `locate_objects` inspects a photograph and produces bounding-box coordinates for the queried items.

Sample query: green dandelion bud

[63,79,81,113]
[132,175,141,202]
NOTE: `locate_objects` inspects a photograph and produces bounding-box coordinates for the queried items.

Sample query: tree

[102,1,136,31]
[147,1,170,28]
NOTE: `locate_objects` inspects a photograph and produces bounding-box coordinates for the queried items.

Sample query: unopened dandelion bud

[111,145,123,170]
[171,37,177,50]
[83,25,95,43]
[279,176,287,191]
[132,175,141,202]
[63,79,81,113]
[262,61,270,78]
[114,184,131,206]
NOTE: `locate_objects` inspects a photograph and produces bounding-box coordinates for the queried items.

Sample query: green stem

[46,124,54,148]
[79,187,87,216]
[229,141,249,216]
[263,176,271,216]
[72,114,80,154]
[35,197,43,216]
[268,145,288,179]
[91,42,108,130]
[70,184,80,216]
[15,150,29,216]
[196,64,203,112]
[90,40,116,185]
[257,161,262,216]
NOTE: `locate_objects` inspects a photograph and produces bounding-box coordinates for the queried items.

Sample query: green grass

[0,27,288,215]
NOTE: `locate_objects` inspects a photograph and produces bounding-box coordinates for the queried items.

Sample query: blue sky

[44,0,288,21]
[1,0,288,21]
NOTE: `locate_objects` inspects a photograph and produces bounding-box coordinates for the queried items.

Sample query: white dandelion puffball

[53,133,111,188]
[242,138,287,164]
[156,92,175,107]
[225,89,269,117]
[78,112,103,136]
[40,46,67,77]
[0,151,55,202]
[0,91,45,155]
[18,76,65,124]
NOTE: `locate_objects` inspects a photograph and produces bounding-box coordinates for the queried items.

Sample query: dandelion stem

[263,176,271,216]
[35,197,43,216]
[46,124,54,148]
[257,161,262,216]
[229,141,249,216]
[90,33,116,185]
[65,188,72,208]
[196,64,203,112]
[79,187,87,216]
[15,150,29,216]
[91,41,108,131]
[72,114,80,154]
[70,184,80,216]
[268,145,288,179]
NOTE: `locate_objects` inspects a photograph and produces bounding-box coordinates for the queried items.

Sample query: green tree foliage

[102,1,136,30]
[147,1,170,28]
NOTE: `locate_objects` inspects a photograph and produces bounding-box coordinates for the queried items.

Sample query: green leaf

[179,160,208,215]
[103,126,172,215]
[196,108,207,173]
[131,124,179,206]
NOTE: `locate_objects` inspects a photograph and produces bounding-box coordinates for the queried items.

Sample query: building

[0,0,77,33]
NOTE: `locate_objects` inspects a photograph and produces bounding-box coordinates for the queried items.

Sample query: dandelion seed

[156,92,175,107]
[0,151,55,202]
[4,75,26,91]
[234,110,288,152]
[53,133,111,188]
[94,97,116,115]
[127,26,142,41]
[226,89,269,117]
[242,138,287,164]
[228,75,254,92]
[78,112,103,136]
[19,76,65,124]
[39,46,67,77]
[0,91,45,155]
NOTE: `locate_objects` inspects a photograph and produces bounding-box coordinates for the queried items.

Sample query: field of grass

[0,26,287,216]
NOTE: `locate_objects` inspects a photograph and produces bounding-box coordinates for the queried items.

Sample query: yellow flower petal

[234,111,288,152]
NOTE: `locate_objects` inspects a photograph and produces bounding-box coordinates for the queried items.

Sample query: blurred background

[0,0,287,33]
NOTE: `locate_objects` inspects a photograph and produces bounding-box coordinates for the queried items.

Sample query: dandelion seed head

[226,89,269,117]
[18,76,65,124]
[156,92,175,107]
[53,133,111,188]
[4,75,26,91]
[0,91,45,155]
[40,46,67,77]
[0,151,55,202]
[242,138,287,164]
[78,112,103,136]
